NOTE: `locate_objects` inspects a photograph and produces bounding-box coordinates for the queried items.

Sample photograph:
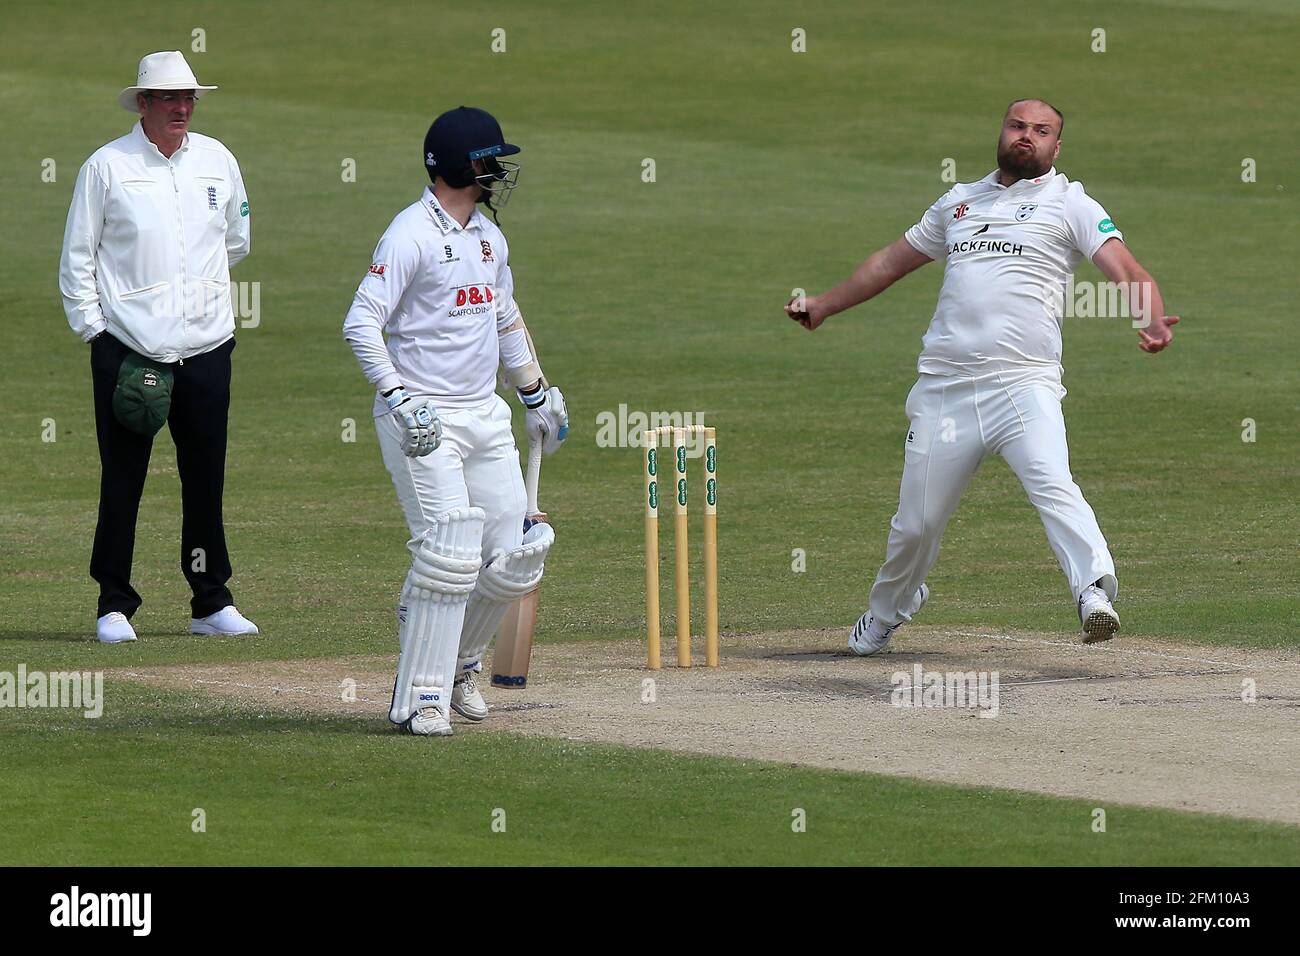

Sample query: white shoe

[848,584,928,657]
[451,671,488,722]
[405,707,453,737]
[96,612,137,644]
[190,605,259,636]
[848,613,895,656]
[1078,585,1120,643]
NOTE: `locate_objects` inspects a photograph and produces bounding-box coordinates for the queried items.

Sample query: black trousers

[90,332,237,619]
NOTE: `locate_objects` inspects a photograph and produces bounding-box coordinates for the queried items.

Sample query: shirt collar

[131,120,189,161]
[423,186,485,235]
[984,166,1056,190]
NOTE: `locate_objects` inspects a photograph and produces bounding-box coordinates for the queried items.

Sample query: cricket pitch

[115,627,1300,825]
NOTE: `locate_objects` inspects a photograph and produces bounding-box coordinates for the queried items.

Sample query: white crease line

[992,669,1233,688]
[889,669,1230,695]
[950,631,1293,671]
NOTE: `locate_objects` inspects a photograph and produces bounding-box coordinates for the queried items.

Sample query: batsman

[344,107,568,737]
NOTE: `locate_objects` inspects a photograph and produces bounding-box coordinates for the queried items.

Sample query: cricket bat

[491,438,545,689]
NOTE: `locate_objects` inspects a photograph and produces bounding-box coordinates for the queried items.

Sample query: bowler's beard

[997,141,1051,182]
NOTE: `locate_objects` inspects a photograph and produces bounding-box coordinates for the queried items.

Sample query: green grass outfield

[4,685,1299,866]
[1,0,1296,865]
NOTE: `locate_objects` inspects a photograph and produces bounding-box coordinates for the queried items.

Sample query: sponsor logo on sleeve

[240,201,249,217]
[367,263,386,280]
[1098,218,1116,233]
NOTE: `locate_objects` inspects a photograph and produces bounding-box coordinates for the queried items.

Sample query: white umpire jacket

[59,122,251,363]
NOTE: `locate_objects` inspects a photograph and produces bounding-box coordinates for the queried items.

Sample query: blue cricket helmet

[423,106,521,210]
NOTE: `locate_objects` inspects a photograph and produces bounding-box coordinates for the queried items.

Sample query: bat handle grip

[525,438,543,520]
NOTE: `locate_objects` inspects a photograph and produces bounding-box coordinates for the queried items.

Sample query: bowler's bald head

[1005,99,1064,138]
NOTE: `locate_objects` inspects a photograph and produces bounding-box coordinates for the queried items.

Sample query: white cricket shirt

[903,167,1123,376]
[343,188,522,414]
[59,122,251,362]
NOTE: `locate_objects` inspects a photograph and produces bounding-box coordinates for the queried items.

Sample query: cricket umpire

[59,51,257,643]
[787,99,1180,654]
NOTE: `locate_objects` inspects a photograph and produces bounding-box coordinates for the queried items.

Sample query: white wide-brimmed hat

[118,51,217,112]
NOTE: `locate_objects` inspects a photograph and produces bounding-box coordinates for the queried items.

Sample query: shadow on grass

[196,713,398,738]
[3,704,386,738]
[0,630,92,642]
[0,629,190,642]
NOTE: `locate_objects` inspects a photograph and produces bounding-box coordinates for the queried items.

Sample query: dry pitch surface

[116,628,1300,825]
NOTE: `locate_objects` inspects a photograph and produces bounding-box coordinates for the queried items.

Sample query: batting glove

[518,384,569,455]
[384,386,441,457]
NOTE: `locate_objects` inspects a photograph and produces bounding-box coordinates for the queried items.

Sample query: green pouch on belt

[112,351,174,436]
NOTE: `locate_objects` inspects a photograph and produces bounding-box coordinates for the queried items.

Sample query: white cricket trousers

[869,370,1118,625]
[376,394,527,562]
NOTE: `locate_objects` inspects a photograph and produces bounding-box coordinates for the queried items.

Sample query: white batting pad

[457,520,555,673]
[390,507,486,725]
